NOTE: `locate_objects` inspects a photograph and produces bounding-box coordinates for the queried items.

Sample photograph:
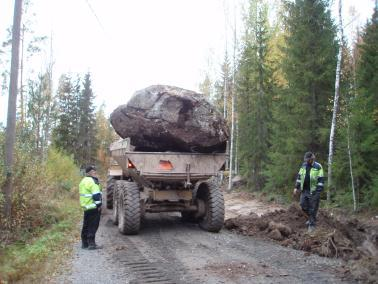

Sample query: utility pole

[3,0,23,219]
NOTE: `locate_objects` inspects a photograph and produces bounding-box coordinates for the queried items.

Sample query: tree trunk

[327,0,343,202]
[348,24,359,212]
[3,0,23,219]
[234,117,239,175]
[223,71,227,120]
[346,115,357,211]
[228,90,235,191]
[232,1,238,176]
[19,26,25,129]
[42,35,54,160]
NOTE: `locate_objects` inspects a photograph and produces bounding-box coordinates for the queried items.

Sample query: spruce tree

[237,0,272,191]
[76,73,97,167]
[266,0,337,192]
[351,7,378,207]
[53,74,79,157]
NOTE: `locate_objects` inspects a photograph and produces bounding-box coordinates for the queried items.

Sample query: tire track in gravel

[52,210,353,284]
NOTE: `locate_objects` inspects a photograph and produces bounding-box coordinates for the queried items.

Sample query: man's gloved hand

[293,188,301,201]
[92,192,102,208]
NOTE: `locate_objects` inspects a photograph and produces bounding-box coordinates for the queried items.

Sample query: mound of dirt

[225,203,378,283]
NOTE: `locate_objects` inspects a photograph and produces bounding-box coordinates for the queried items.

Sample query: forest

[200,0,377,210]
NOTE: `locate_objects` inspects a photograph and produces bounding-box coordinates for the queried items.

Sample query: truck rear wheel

[197,181,225,232]
[118,181,141,235]
[112,181,120,225]
[106,177,116,209]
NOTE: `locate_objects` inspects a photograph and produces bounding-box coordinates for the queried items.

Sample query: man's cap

[85,165,96,173]
[304,152,315,161]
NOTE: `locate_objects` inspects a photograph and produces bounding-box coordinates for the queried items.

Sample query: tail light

[159,160,173,170]
[127,160,135,168]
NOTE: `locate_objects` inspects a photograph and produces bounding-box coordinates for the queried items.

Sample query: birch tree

[227,0,240,190]
[327,0,344,201]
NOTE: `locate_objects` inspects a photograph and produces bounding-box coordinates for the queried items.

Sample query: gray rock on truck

[106,138,226,235]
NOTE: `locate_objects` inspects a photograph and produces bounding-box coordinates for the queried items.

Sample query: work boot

[81,239,88,249]
[88,239,103,250]
[307,225,316,233]
[88,243,103,250]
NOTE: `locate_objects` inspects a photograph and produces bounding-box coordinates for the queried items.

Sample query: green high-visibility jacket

[79,176,102,211]
[295,162,325,193]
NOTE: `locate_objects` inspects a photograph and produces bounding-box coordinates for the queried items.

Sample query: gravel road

[52,208,350,284]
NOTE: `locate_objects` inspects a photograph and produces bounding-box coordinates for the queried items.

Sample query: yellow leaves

[267,30,288,88]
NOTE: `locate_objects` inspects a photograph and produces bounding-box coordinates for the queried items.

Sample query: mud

[225,203,378,283]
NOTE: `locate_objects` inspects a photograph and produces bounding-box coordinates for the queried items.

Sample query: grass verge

[0,198,81,283]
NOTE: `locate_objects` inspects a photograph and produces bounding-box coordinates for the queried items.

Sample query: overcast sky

[0,0,376,124]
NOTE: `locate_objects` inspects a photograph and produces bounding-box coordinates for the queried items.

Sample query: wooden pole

[3,0,23,219]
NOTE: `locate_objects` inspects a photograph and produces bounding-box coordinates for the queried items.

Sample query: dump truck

[106,138,226,235]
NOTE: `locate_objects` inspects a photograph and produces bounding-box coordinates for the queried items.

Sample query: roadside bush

[0,141,82,281]
[0,142,81,243]
[0,198,81,282]
[45,148,81,193]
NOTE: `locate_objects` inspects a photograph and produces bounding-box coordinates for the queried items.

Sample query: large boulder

[110,85,229,153]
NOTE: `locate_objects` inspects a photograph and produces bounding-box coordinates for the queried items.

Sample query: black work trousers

[81,208,101,244]
[300,190,320,226]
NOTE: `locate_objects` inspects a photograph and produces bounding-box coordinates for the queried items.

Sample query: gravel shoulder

[51,198,349,284]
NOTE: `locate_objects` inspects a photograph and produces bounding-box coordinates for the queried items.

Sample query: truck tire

[106,177,116,209]
[112,181,120,225]
[118,181,141,235]
[197,181,225,232]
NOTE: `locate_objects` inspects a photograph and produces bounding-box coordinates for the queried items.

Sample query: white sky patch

[0,0,376,124]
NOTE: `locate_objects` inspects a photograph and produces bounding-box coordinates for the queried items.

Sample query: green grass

[0,198,81,283]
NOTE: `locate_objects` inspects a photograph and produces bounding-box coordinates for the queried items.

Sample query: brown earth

[224,193,378,283]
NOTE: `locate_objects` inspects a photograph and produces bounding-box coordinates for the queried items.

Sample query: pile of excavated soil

[225,203,378,283]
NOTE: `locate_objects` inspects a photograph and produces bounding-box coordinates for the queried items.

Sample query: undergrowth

[0,146,82,282]
[0,198,81,282]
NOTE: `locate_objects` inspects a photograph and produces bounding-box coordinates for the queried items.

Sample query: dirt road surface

[51,194,348,284]
[225,192,283,219]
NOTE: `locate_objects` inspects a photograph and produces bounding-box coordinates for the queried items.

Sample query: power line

[84,0,108,36]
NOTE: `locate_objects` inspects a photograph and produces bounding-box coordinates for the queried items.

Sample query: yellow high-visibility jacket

[79,176,102,211]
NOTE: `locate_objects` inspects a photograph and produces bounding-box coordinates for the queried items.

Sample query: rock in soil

[110,85,229,153]
[224,203,378,283]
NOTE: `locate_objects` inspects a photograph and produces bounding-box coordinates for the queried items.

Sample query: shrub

[45,148,81,192]
[0,144,81,242]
